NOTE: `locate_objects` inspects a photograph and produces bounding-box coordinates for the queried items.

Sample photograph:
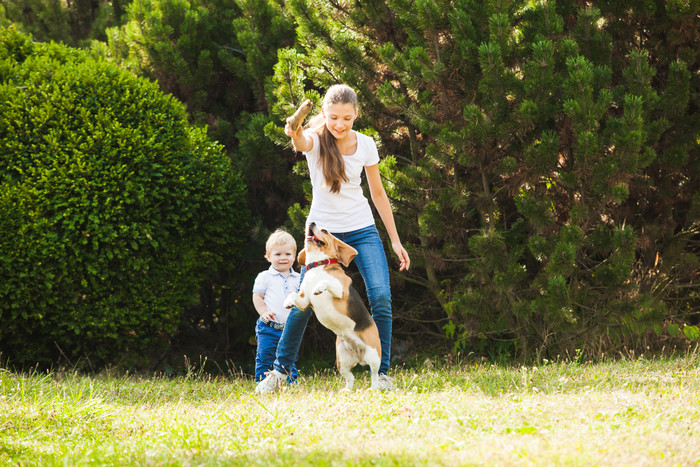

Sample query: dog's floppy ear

[335,240,358,267]
[297,248,306,266]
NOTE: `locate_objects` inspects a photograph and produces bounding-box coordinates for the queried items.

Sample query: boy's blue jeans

[273,224,393,376]
[255,318,297,382]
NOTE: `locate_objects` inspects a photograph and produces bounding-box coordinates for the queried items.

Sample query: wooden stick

[286,99,314,131]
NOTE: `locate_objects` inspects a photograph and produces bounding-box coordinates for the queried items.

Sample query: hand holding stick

[286,99,314,132]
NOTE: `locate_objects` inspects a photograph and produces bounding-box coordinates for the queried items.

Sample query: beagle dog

[283,223,382,390]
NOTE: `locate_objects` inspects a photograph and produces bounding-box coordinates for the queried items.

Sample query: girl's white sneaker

[376,374,395,390]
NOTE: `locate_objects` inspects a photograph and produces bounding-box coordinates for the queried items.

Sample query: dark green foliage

[268,0,700,358]
[234,111,304,232]
[0,0,126,45]
[98,0,302,229]
[0,27,249,367]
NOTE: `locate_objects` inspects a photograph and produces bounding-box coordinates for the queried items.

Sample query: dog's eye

[321,229,328,234]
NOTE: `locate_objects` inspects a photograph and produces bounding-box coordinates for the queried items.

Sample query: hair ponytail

[313,126,344,193]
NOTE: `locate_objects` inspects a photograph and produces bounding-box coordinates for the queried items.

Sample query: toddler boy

[252,229,300,382]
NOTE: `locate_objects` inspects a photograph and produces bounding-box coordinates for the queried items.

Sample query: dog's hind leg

[336,336,355,391]
[356,328,382,390]
[365,346,381,390]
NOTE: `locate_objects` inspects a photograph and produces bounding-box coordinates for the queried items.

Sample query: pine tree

[268,0,700,356]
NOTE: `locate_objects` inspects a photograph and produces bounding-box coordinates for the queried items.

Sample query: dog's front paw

[312,281,328,295]
[283,293,298,309]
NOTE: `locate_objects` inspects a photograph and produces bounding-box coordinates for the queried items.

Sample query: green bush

[0,27,249,368]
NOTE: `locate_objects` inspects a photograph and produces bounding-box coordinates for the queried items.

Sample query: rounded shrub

[0,26,249,368]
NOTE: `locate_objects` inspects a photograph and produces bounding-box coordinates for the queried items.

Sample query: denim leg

[273,267,310,380]
[272,306,311,379]
[286,362,298,383]
[255,319,282,382]
[334,225,393,375]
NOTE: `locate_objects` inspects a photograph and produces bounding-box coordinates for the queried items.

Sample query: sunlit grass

[1,350,699,465]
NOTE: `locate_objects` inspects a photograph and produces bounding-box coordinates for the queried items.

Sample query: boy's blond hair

[265,228,297,256]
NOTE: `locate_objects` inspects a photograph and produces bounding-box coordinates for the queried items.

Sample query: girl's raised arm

[284,121,313,153]
[285,100,315,153]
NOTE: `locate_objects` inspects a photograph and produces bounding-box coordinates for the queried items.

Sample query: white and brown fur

[283,223,382,390]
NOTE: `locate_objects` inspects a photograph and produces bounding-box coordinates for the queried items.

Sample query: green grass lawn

[1,351,699,466]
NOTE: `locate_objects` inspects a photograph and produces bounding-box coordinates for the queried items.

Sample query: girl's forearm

[366,164,411,270]
[366,166,401,242]
[375,197,401,244]
[291,133,312,152]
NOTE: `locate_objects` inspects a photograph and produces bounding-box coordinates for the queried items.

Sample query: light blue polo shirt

[252,266,300,324]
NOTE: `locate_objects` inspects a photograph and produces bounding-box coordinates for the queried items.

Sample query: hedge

[0,26,249,368]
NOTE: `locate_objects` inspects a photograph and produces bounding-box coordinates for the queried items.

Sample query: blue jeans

[273,224,393,375]
[255,318,297,382]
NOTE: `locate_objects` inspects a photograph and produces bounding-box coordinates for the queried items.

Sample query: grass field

[1,351,699,466]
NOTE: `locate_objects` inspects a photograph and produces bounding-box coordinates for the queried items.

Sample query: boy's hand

[260,311,277,322]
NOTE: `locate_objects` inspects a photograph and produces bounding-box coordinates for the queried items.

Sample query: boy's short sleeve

[252,271,269,295]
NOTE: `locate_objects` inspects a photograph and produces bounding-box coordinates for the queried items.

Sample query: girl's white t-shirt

[304,130,380,233]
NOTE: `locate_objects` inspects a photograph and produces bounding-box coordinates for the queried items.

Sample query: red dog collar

[306,258,339,270]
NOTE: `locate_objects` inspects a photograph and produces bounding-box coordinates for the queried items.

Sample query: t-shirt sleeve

[304,131,320,162]
[252,271,268,295]
[364,134,380,166]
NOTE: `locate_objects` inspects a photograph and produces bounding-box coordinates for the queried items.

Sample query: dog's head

[298,223,358,267]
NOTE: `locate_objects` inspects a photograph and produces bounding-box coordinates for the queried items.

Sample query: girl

[255,84,410,393]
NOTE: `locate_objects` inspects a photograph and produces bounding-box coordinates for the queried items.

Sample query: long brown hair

[307,85,358,193]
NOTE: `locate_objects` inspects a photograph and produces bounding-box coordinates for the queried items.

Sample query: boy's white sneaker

[254,369,286,394]
[376,374,396,391]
